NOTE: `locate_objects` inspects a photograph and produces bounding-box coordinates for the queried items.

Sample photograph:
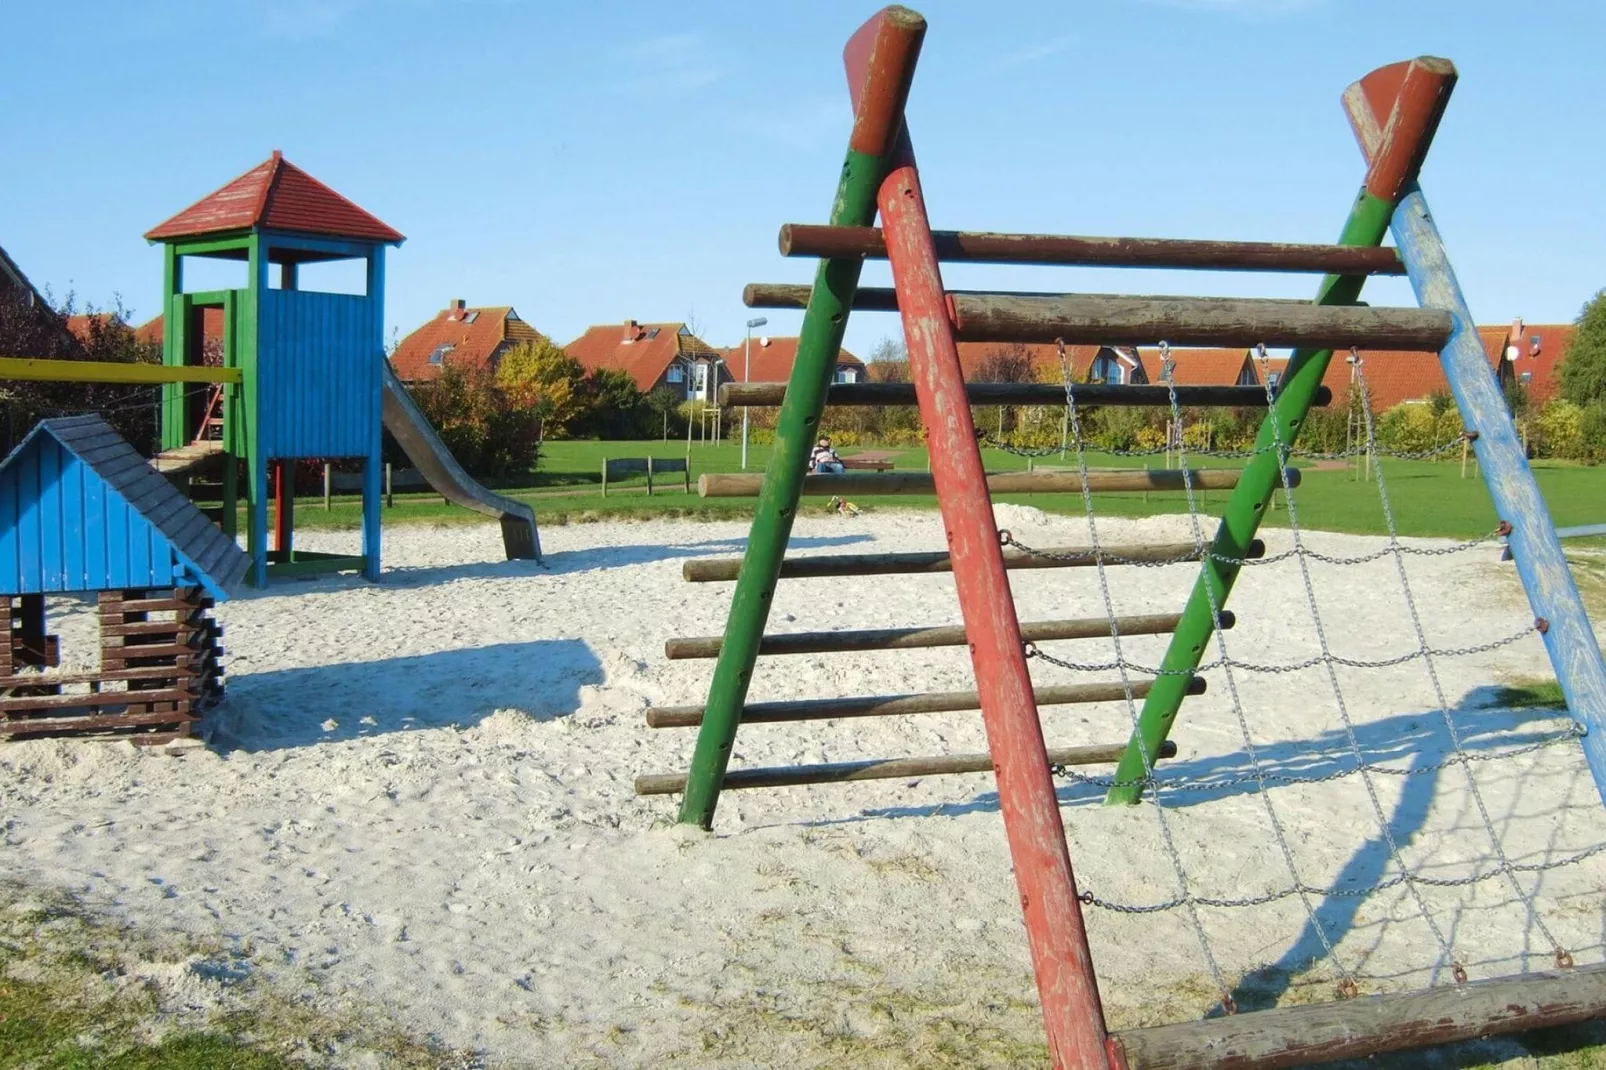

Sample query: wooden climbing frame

[638,7,1606,1067]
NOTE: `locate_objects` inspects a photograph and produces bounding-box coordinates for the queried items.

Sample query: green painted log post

[677,8,926,830]
[1104,190,1397,805]
[676,155,888,828]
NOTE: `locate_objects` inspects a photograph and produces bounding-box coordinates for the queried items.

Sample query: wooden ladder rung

[719,381,1330,409]
[683,539,1265,582]
[698,468,1289,499]
[665,610,1224,660]
[777,224,1409,275]
[635,739,1179,795]
[644,676,1206,728]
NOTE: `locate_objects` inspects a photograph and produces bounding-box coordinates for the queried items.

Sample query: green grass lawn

[280,438,1606,540]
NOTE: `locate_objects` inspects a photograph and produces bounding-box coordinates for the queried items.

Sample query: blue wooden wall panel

[0,462,17,593]
[258,289,379,459]
[17,447,41,591]
[83,465,108,591]
[59,455,86,591]
[37,440,63,589]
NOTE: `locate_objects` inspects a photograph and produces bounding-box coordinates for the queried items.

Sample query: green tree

[576,367,648,438]
[1559,289,1606,406]
[496,338,587,436]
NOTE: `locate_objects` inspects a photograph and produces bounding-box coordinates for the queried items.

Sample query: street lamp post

[742,316,767,470]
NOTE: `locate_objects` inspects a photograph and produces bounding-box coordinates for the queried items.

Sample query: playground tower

[145,151,403,586]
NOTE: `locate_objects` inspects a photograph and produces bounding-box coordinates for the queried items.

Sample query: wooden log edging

[683,540,1266,582]
[698,468,1290,498]
[664,610,1228,660]
[777,224,1409,275]
[1109,962,1606,1070]
[635,739,1179,795]
[645,676,1207,728]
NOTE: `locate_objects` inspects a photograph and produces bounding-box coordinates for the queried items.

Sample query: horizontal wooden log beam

[746,282,1308,312]
[645,677,1206,728]
[779,224,1408,274]
[947,293,1451,350]
[0,708,197,736]
[665,610,1224,659]
[1111,962,1606,1070]
[0,686,196,712]
[718,381,1331,409]
[0,357,241,385]
[0,665,203,689]
[635,739,1177,795]
[683,539,1264,582]
[698,467,1288,498]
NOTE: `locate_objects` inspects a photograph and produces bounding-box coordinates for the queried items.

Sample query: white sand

[3,509,1603,1066]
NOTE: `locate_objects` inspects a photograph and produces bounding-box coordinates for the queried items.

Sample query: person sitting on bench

[810,436,846,474]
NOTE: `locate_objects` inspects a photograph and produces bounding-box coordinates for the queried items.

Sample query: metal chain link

[1052,338,1239,1008]
[1001,530,1501,570]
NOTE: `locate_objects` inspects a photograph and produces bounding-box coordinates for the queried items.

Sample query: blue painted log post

[1392,185,1606,807]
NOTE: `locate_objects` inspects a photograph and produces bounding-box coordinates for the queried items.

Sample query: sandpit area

[2,509,1603,1067]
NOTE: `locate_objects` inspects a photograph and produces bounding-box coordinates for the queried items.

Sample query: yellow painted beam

[0,358,241,385]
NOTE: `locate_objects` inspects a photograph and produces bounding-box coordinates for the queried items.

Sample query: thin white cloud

[994,35,1074,70]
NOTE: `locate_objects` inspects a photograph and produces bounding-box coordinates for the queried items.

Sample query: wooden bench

[602,457,691,497]
[841,458,894,471]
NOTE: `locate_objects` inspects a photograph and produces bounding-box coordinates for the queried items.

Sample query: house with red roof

[391,300,545,382]
[954,342,1147,384]
[565,320,727,400]
[727,336,865,389]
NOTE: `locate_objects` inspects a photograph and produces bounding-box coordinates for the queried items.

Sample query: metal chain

[1055,723,1586,792]
[1000,530,1501,570]
[1053,337,1238,1009]
[1350,368,1569,958]
[1080,841,1606,915]
[1026,624,1533,676]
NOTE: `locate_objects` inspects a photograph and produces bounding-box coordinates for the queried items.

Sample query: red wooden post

[272,461,288,553]
[872,137,1113,1070]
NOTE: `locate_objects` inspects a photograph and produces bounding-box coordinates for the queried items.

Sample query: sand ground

[2,508,1603,1067]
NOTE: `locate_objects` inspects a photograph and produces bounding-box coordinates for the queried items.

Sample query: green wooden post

[1104,190,1397,805]
[676,151,889,828]
[160,245,184,450]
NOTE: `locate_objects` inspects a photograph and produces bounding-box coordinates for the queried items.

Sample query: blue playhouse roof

[0,414,249,600]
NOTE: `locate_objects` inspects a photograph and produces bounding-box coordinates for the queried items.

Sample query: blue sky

[3,0,1602,360]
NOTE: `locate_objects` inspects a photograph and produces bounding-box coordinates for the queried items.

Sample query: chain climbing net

[990,340,1606,1014]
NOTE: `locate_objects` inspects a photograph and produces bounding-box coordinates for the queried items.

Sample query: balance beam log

[635,739,1178,795]
[947,293,1452,350]
[645,677,1207,728]
[665,610,1228,659]
[719,381,1332,409]
[698,468,1291,498]
[1110,962,1606,1070]
[777,224,1409,275]
[683,539,1265,582]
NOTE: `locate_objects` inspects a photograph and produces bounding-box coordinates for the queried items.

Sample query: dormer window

[429,343,455,365]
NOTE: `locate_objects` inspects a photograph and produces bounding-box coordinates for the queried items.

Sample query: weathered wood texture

[745,282,1308,312]
[645,677,1206,728]
[946,293,1452,350]
[0,587,225,744]
[664,610,1223,659]
[636,739,1177,795]
[699,468,1283,498]
[1110,963,1606,1070]
[719,381,1331,409]
[778,224,1408,275]
[683,540,1264,582]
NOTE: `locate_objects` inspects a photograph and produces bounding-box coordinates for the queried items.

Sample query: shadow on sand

[212,639,602,751]
[815,687,1600,1011]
